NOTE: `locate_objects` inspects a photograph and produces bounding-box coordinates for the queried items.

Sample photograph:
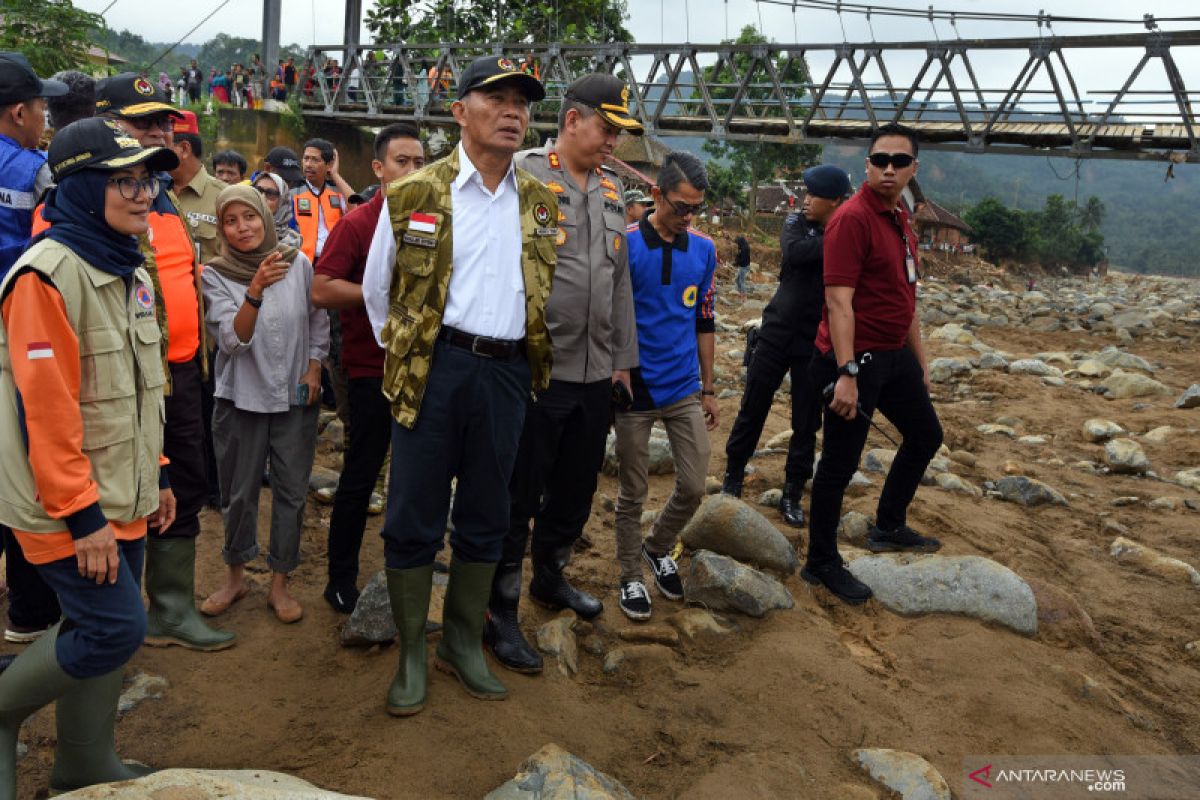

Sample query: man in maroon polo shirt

[311,123,426,613]
[802,122,944,605]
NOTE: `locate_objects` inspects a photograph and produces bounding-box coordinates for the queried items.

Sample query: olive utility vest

[0,240,166,533]
[381,147,558,428]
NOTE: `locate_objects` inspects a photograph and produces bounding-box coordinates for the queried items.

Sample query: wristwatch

[837,360,859,378]
[245,292,263,309]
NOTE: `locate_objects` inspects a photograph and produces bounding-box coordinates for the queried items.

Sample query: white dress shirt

[362,143,527,344]
[443,144,526,339]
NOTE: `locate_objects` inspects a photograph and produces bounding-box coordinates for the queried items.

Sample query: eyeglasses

[254,185,281,200]
[107,176,162,201]
[868,152,916,170]
[662,195,705,217]
[126,115,174,133]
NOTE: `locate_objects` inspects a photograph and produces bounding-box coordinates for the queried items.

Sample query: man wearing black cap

[0,52,67,277]
[482,73,642,673]
[264,146,304,188]
[0,53,69,649]
[723,164,850,528]
[361,55,556,715]
[95,72,234,651]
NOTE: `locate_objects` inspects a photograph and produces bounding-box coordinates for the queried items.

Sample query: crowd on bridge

[0,49,945,795]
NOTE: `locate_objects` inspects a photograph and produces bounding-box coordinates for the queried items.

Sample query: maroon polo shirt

[314,190,385,379]
[814,183,918,354]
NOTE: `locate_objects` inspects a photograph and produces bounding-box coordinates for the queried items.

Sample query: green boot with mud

[435,560,506,701]
[385,565,434,716]
[144,536,236,651]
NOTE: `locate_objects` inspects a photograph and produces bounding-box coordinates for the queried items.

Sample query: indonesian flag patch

[26,341,53,360]
[409,212,437,234]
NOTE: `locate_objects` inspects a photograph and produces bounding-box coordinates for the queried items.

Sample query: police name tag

[535,227,558,237]
[402,232,437,248]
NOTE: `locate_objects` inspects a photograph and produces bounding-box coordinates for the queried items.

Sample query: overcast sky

[80,0,1198,118]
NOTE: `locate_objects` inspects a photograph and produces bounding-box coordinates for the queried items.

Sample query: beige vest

[0,240,166,533]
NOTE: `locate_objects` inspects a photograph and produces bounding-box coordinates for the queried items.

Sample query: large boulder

[1008,359,1063,378]
[683,550,794,618]
[602,430,674,476]
[995,476,1068,507]
[485,744,635,800]
[853,749,951,800]
[1096,346,1155,372]
[847,555,1038,635]
[680,495,798,574]
[57,770,370,799]
[927,357,973,383]
[1082,418,1124,443]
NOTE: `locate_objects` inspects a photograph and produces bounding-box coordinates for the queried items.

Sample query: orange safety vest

[291,186,345,263]
[146,210,202,364]
[30,203,48,237]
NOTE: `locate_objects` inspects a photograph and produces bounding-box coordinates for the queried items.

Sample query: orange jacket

[291,186,345,263]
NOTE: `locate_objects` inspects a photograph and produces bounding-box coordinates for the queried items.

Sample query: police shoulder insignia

[556,228,567,247]
[613,234,622,253]
[603,190,620,202]
[547,152,561,170]
[545,181,565,194]
[599,177,617,191]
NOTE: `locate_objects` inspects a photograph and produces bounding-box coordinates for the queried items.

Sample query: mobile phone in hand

[296,383,309,405]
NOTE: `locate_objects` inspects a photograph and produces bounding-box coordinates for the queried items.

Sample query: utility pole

[262,0,282,84]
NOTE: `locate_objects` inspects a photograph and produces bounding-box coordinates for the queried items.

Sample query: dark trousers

[3,525,61,629]
[35,538,146,679]
[725,338,822,484]
[200,348,220,504]
[152,358,208,540]
[502,379,611,567]
[382,339,530,569]
[327,376,391,587]
[806,347,943,568]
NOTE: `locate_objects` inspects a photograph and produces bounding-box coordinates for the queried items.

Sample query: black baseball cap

[265,146,303,184]
[564,74,643,134]
[95,72,183,119]
[457,56,545,102]
[48,117,179,181]
[0,52,68,106]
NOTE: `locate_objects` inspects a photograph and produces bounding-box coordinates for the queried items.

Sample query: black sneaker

[800,562,873,605]
[618,581,652,621]
[866,524,942,553]
[323,583,360,614]
[721,471,744,497]
[642,547,684,600]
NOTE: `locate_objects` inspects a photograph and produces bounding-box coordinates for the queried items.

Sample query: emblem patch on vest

[533,203,552,226]
[296,197,312,215]
[136,285,155,309]
[547,153,561,170]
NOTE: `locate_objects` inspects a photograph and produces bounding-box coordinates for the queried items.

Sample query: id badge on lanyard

[901,233,917,284]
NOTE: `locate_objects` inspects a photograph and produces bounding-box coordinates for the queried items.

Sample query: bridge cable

[866,6,877,42]
[754,0,1200,27]
[146,0,232,69]
[837,1,849,42]
[927,4,940,41]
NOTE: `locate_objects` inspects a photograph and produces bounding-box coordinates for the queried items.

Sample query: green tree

[0,0,103,76]
[705,161,744,213]
[699,26,820,221]
[963,197,1031,263]
[366,0,631,44]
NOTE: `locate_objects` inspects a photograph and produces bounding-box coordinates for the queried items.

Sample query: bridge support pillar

[262,0,281,81]
[344,0,362,70]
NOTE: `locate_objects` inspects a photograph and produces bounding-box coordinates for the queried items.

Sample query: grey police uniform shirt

[515,140,638,383]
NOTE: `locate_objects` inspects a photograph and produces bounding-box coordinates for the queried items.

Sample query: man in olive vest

[483,73,641,674]
[361,56,556,716]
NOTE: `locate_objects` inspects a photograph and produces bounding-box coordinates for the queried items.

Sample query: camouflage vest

[381,147,558,428]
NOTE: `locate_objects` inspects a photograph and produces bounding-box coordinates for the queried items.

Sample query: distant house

[86,47,128,77]
[755,180,807,213]
[913,198,972,247]
[607,133,673,188]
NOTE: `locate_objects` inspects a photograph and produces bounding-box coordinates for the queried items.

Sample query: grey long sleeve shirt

[515,141,638,382]
[202,252,330,414]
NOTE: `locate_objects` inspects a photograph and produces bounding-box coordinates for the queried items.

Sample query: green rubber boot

[384,565,434,716]
[144,537,236,651]
[0,624,79,799]
[435,560,506,701]
[49,667,154,794]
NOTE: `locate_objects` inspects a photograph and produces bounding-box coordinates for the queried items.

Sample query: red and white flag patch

[409,212,437,234]
[26,341,53,360]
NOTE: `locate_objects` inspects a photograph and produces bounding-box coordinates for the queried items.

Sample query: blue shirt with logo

[624,215,717,410]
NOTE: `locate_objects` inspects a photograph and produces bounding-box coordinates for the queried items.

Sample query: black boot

[528,545,602,620]
[721,469,744,497]
[483,563,542,674]
[779,481,805,528]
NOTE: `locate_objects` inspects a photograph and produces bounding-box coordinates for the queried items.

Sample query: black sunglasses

[254,184,282,200]
[868,152,916,169]
[663,195,705,217]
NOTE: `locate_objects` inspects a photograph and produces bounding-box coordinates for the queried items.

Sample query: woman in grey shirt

[199,184,329,624]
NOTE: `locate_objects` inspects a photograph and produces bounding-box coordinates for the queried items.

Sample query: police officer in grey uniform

[484,74,643,674]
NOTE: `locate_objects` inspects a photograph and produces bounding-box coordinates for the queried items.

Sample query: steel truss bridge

[297,31,1200,163]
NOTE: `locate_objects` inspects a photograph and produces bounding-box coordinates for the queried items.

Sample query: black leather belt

[438,326,525,360]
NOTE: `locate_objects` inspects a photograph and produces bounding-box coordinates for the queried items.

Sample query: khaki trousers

[614,393,710,583]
